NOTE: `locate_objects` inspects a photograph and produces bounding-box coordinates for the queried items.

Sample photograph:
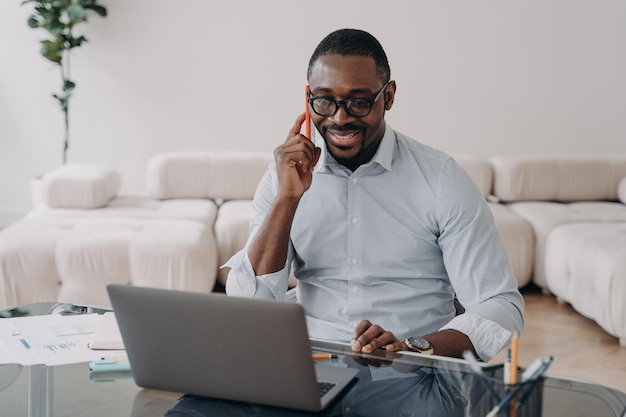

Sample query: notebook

[88,312,124,350]
[106,284,358,412]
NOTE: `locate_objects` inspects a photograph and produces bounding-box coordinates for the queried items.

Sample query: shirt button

[351,217,358,224]
[351,258,357,265]
[352,178,358,184]
[350,286,359,293]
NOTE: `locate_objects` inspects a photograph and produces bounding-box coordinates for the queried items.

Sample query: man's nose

[328,103,355,125]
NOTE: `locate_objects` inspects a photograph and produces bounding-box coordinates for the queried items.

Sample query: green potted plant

[22,0,107,165]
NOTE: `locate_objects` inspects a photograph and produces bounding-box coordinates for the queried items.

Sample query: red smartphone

[305,85,312,140]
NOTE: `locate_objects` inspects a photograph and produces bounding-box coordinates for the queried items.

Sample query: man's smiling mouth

[326,127,363,148]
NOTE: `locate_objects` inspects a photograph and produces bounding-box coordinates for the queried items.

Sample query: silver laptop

[106,284,358,412]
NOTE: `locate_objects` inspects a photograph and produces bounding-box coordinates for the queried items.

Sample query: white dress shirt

[225,124,524,361]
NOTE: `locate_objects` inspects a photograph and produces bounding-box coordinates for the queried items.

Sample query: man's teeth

[335,132,357,139]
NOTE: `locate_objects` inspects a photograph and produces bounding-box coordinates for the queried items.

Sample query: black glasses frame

[307,81,390,118]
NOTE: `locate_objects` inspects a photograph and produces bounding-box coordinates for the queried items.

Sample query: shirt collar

[315,123,395,173]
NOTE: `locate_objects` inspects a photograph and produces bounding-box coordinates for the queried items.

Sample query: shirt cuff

[440,313,512,362]
[223,250,288,300]
[257,268,289,300]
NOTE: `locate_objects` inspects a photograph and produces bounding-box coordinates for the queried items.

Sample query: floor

[491,284,626,394]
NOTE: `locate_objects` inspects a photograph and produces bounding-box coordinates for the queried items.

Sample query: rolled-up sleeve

[223,165,293,301]
[437,159,524,361]
[224,245,292,300]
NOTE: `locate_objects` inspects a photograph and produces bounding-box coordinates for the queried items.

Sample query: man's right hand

[274,113,321,200]
[246,114,321,277]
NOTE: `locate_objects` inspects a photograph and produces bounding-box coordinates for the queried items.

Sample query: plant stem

[63,106,69,165]
[60,38,70,165]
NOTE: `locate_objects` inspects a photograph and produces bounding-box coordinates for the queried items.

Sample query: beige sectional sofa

[490,156,626,347]
[1,152,625,346]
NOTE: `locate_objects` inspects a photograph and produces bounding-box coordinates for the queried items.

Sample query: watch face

[407,337,431,351]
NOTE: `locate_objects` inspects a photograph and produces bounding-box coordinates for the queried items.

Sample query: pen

[522,356,553,383]
[515,356,554,409]
[504,348,512,385]
[510,332,519,384]
[519,358,543,382]
[305,85,312,140]
[462,350,501,401]
[485,382,527,417]
[312,353,338,360]
[486,356,554,417]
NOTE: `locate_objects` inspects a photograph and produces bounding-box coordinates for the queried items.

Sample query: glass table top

[1,304,624,417]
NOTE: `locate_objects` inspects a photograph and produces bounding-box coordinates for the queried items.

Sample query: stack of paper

[88,312,125,350]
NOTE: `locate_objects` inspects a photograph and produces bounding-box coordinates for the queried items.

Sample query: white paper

[0,314,126,366]
[88,312,125,350]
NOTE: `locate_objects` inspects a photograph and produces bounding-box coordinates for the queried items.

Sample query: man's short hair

[307,29,391,83]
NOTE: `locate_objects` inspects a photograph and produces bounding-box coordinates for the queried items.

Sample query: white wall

[1,0,625,226]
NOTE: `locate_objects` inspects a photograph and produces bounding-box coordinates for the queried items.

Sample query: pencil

[510,332,519,384]
[305,85,311,140]
[312,353,338,360]
[510,332,520,417]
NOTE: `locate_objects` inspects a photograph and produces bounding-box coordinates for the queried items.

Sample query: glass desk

[1,305,625,417]
[0,339,624,417]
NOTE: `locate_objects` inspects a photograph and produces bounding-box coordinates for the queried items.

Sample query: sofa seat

[0,196,218,308]
[487,203,534,287]
[545,222,626,346]
[507,201,626,289]
[214,199,254,286]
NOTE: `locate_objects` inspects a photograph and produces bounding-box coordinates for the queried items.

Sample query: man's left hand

[351,320,408,353]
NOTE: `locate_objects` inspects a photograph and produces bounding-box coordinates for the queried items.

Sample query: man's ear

[384,80,397,110]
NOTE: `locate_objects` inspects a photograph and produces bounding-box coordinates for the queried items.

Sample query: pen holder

[471,365,544,417]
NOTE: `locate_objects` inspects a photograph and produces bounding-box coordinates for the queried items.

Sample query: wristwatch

[404,336,434,355]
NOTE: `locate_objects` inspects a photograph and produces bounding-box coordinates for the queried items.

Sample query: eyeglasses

[307,81,390,118]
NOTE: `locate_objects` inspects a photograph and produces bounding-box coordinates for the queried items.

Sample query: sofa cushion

[42,164,121,209]
[0,197,219,308]
[508,201,626,288]
[619,177,626,204]
[0,219,63,307]
[214,200,254,286]
[146,152,274,200]
[545,222,626,346]
[492,156,626,203]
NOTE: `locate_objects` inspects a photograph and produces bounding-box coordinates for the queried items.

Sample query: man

[225,28,523,362]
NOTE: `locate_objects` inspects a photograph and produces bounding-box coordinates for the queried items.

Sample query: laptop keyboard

[318,382,336,397]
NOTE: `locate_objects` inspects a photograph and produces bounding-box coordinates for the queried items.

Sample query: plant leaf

[63,79,76,92]
[40,39,63,63]
[47,19,64,35]
[51,0,71,8]
[27,16,40,28]
[52,80,75,111]
[83,4,107,17]
[68,35,88,48]
[67,4,86,24]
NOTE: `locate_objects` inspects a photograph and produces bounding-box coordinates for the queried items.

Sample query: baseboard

[0,210,27,229]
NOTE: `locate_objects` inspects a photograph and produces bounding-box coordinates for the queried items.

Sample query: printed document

[0,313,125,366]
